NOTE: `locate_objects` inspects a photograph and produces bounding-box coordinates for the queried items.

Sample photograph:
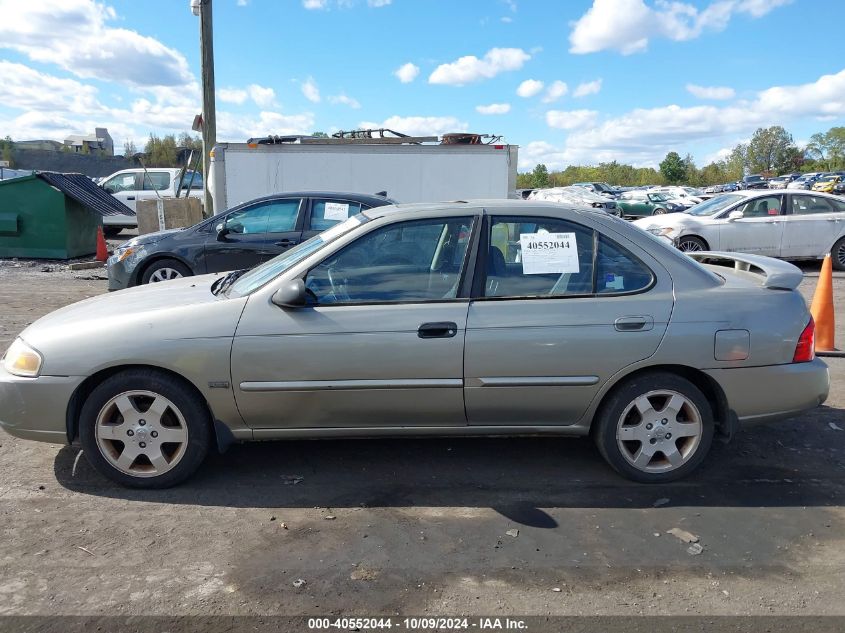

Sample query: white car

[648,186,703,206]
[633,189,845,270]
[527,186,621,215]
[99,168,204,235]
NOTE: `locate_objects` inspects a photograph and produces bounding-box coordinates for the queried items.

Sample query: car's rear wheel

[652,207,667,215]
[676,236,708,252]
[141,258,192,284]
[832,237,845,271]
[79,369,211,488]
[593,372,714,483]
[103,226,123,238]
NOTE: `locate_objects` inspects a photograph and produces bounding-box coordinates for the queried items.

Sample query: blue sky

[1,0,843,171]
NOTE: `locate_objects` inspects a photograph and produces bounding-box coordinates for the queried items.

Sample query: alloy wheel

[677,238,704,252]
[615,390,703,473]
[836,241,845,269]
[149,268,183,282]
[95,390,189,477]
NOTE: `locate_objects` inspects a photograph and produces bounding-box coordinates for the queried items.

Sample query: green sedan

[617,192,685,218]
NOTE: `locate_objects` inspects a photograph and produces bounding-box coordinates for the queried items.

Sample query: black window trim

[469,214,656,301]
[300,213,481,308]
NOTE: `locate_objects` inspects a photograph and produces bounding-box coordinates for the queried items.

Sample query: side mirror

[216,224,229,241]
[104,186,115,194]
[728,210,744,221]
[271,279,308,308]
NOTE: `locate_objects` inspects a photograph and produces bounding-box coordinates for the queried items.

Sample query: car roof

[234,190,396,207]
[363,199,617,221]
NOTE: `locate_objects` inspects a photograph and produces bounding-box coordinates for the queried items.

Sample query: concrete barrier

[137,198,203,235]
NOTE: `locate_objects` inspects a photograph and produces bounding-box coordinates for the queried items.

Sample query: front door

[465,215,673,426]
[719,194,784,256]
[101,172,140,212]
[202,198,304,273]
[230,215,476,429]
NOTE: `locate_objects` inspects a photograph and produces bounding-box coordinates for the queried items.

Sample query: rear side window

[483,216,652,298]
[791,195,836,215]
[310,200,364,231]
[142,172,171,191]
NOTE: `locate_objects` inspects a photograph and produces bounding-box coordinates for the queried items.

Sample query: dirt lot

[0,250,844,622]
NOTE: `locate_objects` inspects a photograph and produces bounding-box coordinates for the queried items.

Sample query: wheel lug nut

[151,431,158,438]
[665,433,672,440]
[139,442,146,449]
[646,423,653,430]
[649,438,657,445]
[127,429,134,436]
[139,420,146,426]
[661,418,668,425]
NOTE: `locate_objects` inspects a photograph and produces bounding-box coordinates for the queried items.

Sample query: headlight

[2,338,43,377]
[647,227,676,237]
[114,246,136,262]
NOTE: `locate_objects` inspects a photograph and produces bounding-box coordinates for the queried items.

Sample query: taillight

[793,317,815,363]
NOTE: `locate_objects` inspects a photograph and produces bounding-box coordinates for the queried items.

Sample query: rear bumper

[0,367,83,444]
[705,358,829,424]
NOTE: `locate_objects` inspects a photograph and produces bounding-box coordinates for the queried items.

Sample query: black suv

[741,174,769,189]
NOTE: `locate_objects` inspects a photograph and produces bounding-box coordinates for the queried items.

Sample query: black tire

[79,369,211,488]
[593,372,714,483]
[832,237,845,272]
[103,226,123,238]
[652,207,667,215]
[140,258,192,284]
[676,235,708,252]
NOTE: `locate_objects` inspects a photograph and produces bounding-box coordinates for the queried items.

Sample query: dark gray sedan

[107,191,394,290]
[1,200,829,488]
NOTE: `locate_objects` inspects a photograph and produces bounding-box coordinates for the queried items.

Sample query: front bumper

[705,358,829,424]
[0,366,84,444]
[106,254,133,291]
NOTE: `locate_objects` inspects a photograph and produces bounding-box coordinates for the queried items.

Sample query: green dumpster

[0,173,131,259]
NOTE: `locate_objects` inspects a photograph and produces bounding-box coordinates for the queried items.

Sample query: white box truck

[208,138,518,214]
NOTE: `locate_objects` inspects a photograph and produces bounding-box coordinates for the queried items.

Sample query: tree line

[519,125,845,189]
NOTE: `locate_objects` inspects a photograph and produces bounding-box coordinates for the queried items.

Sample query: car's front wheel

[141,258,192,284]
[832,236,845,272]
[652,207,667,215]
[593,372,714,483]
[676,236,708,252]
[79,369,211,488]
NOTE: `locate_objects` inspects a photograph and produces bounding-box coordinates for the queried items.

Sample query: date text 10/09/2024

[307,617,529,630]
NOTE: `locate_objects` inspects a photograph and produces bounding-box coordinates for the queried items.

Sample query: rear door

[780,194,844,258]
[719,194,784,256]
[202,197,304,273]
[464,214,673,426]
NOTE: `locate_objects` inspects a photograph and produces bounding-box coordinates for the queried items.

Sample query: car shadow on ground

[54,405,845,521]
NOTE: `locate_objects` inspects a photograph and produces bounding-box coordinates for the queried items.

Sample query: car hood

[633,214,701,230]
[120,227,186,247]
[20,274,248,373]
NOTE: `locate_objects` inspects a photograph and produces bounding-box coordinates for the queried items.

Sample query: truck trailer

[208,135,518,214]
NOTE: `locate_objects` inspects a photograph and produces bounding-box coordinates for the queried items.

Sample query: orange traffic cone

[95,226,108,262]
[810,254,837,353]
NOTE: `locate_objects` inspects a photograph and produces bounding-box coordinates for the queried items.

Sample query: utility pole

[195,0,216,215]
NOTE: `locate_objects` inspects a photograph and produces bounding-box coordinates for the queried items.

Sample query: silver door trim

[239,378,463,392]
[476,376,600,387]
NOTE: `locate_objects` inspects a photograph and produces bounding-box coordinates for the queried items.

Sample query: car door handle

[274,239,298,247]
[126,196,135,201]
[614,316,654,332]
[418,322,458,339]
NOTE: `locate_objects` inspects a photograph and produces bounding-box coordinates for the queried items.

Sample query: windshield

[745,176,764,183]
[648,193,669,202]
[687,193,743,216]
[226,215,367,297]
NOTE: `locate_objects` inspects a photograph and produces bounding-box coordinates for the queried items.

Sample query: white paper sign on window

[323,202,350,221]
[519,232,580,275]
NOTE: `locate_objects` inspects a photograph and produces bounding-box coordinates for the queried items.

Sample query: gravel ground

[0,249,843,620]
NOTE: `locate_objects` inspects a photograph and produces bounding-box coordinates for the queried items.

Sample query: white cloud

[476,103,511,115]
[545,109,598,130]
[542,80,568,103]
[303,0,328,8]
[0,0,192,87]
[686,83,735,100]
[429,48,530,86]
[237,0,249,5]
[573,78,603,98]
[501,16,513,23]
[329,93,362,109]
[534,68,845,168]
[359,115,468,137]
[217,84,276,107]
[301,77,321,103]
[394,62,420,83]
[569,0,792,55]
[516,79,544,98]
[218,88,248,105]
[368,0,392,6]
[0,61,101,114]
[218,110,316,141]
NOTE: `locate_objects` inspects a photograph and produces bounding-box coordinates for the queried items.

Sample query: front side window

[224,203,271,234]
[791,195,836,215]
[310,199,364,231]
[180,171,203,189]
[142,172,171,191]
[484,216,652,298]
[305,217,473,304]
[266,199,302,232]
[103,173,136,193]
[738,195,782,218]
